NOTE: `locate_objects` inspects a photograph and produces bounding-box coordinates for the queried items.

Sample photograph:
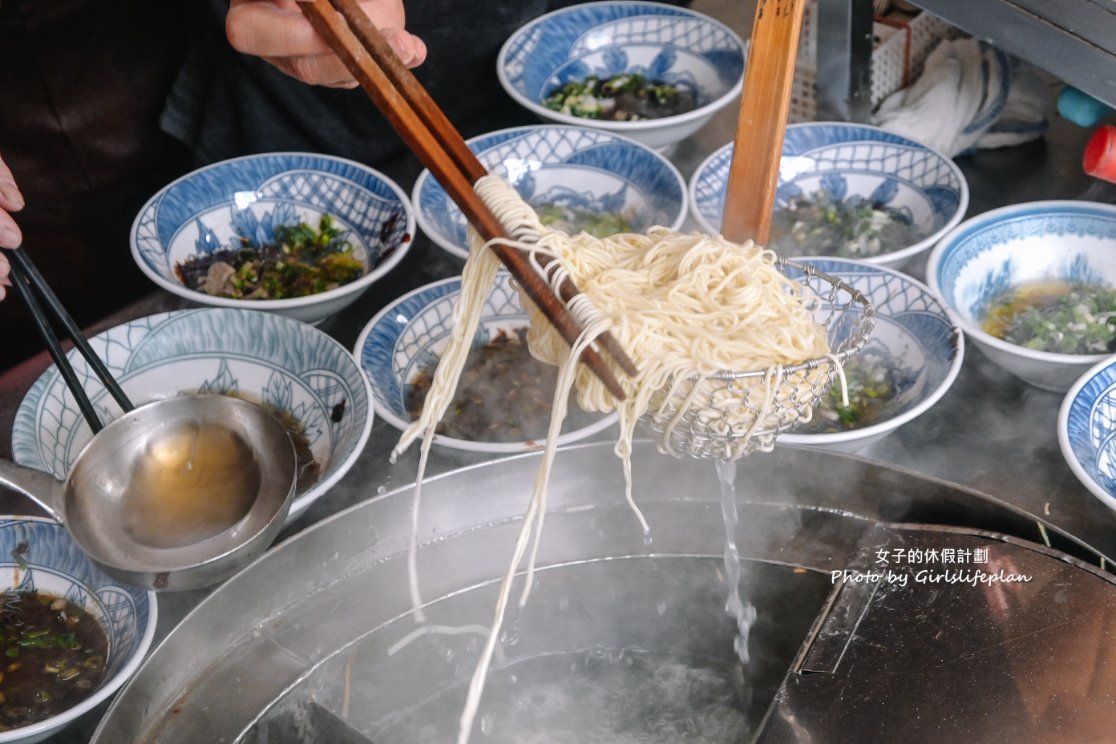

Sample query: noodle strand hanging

[393,175,841,744]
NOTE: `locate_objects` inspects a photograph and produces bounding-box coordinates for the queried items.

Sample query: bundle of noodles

[393,175,839,744]
[517,205,835,462]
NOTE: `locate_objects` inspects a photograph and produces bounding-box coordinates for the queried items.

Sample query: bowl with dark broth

[412,124,686,261]
[778,258,964,453]
[927,200,1116,392]
[12,308,373,525]
[690,122,969,271]
[356,273,619,453]
[497,2,746,149]
[131,152,414,325]
[0,517,154,743]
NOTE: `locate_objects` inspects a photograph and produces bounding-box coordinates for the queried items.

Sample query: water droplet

[377,485,387,495]
[480,712,494,734]
[656,600,667,616]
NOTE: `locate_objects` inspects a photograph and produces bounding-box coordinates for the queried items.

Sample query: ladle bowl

[0,395,297,591]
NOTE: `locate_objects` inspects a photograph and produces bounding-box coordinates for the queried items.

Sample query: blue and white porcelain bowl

[777,258,964,453]
[12,308,373,524]
[927,200,1116,392]
[0,517,154,744]
[1060,357,1116,513]
[413,125,687,260]
[131,153,415,325]
[497,2,746,150]
[354,273,618,453]
[689,122,969,270]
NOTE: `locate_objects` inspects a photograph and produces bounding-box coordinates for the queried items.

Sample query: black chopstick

[2,248,134,432]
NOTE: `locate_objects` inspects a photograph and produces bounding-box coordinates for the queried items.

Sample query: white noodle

[392,176,836,744]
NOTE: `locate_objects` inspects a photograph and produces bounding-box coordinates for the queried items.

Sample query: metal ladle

[0,248,298,591]
[0,395,296,591]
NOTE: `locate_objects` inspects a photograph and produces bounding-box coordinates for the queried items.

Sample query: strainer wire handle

[722,0,809,245]
[2,248,134,432]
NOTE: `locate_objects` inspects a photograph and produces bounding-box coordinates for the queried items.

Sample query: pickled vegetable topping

[982,281,1116,354]
[542,73,697,121]
[798,350,914,433]
[536,203,633,238]
[770,190,923,259]
[175,214,365,300]
[0,590,108,731]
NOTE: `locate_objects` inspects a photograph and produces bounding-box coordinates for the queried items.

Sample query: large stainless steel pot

[92,442,1116,743]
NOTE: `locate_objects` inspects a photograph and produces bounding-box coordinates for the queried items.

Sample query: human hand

[226,0,427,88]
[0,154,25,302]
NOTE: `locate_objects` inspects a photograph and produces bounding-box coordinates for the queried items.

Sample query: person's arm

[225,0,427,88]
[0,154,24,302]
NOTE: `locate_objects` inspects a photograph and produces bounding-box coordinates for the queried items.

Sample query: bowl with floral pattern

[131,152,414,325]
[689,122,969,270]
[1059,356,1116,513]
[927,200,1116,392]
[0,516,155,743]
[777,257,964,454]
[12,308,373,525]
[355,272,618,453]
[413,124,686,260]
[497,1,746,149]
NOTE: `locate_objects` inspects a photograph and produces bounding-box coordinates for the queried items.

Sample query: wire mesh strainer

[644,258,875,461]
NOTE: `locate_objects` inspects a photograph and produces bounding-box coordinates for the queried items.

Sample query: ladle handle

[0,460,65,522]
[721,0,808,245]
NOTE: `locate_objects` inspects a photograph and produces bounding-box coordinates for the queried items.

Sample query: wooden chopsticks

[2,248,134,433]
[297,0,637,400]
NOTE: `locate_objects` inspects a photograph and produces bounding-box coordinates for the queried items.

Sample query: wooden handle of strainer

[721,0,808,246]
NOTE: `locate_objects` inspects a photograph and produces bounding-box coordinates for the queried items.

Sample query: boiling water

[121,422,260,548]
[245,556,831,744]
[374,647,749,743]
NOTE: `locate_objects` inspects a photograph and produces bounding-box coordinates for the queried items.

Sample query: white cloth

[872,38,1052,157]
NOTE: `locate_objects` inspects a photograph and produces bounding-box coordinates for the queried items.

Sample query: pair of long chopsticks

[297,0,636,401]
[721,0,808,245]
[1,248,133,433]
